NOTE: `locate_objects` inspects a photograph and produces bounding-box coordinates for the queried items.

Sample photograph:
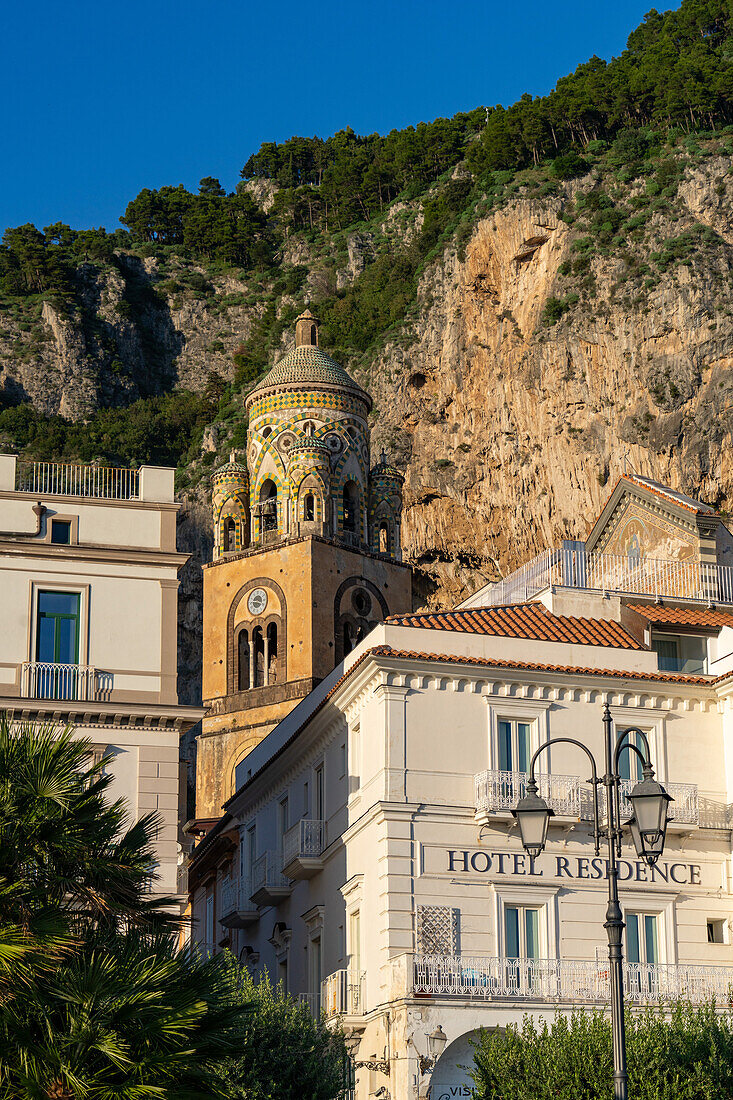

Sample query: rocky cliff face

[2,154,731,702]
[368,155,733,607]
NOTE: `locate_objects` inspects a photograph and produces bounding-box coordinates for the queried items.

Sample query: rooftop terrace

[0,455,174,504]
[461,546,733,609]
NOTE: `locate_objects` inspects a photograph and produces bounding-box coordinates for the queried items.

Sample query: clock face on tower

[247,588,268,616]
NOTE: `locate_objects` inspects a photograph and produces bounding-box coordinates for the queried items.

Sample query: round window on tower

[352,588,371,617]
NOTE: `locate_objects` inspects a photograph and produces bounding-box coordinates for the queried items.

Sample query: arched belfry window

[259,480,277,535]
[304,494,315,522]
[238,631,250,691]
[223,517,236,553]
[343,481,359,533]
[267,622,278,684]
[310,324,317,345]
[253,626,265,688]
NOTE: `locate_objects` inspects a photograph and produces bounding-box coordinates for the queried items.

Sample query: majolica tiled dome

[249,344,369,401]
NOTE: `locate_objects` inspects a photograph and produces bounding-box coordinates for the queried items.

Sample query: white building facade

[190,475,733,1099]
[0,454,203,899]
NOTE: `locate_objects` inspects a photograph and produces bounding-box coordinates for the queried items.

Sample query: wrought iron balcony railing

[409,955,733,1005]
[282,819,325,868]
[250,851,291,905]
[476,770,705,828]
[321,969,366,1018]
[21,662,106,702]
[475,770,582,819]
[17,460,139,500]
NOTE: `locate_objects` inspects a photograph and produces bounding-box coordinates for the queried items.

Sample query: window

[304,493,315,522]
[223,517,235,552]
[303,781,309,818]
[266,622,278,684]
[498,719,530,773]
[279,797,289,856]
[259,480,277,533]
[349,910,361,976]
[37,591,80,664]
[505,905,540,960]
[504,904,541,992]
[253,626,265,688]
[626,912,659,966]
[309,935,322,1007]
[707,919,726,944]
[652,632,707,675]
[343,482,359,533]
[314,764,324,821]
[237,631,250,691]
[205,894,214,950]
[50,520,71,545]
[618,729,645,783]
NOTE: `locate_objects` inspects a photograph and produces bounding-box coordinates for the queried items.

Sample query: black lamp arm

[528,737,601,853]
[614,726,654,777]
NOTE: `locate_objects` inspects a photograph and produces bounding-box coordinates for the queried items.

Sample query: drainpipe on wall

[0,502,46,538]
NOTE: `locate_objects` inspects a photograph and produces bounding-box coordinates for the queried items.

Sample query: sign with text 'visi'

[422,846,707,886]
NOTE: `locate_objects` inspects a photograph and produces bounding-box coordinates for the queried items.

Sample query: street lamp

[511,704,672,1100]
[417,1024,448,1074]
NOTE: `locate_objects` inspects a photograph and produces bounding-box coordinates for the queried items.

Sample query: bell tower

[195,314,412,818]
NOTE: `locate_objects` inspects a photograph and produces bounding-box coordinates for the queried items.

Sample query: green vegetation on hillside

[0,0,732,472]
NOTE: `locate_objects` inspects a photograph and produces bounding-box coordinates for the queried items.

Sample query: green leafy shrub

[471,1004,733,1100]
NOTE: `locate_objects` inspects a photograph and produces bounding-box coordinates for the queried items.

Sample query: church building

[194,312,412,820]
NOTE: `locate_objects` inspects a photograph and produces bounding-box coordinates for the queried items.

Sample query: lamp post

[511,703,672,1100]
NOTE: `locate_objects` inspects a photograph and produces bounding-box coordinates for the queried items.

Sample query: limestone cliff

[1,151,732,702]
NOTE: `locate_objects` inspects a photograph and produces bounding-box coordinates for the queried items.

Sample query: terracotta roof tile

[386,602,644,650]
[368,645,712,685]
[628,603,733,629]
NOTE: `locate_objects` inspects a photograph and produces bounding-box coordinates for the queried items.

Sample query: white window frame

[609,706,666,781]
[619,890,675,964]
[486,700,550,774]
[492,884,560,960]
[28,580,91,666]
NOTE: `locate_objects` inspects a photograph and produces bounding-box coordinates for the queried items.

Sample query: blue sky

[2,0,672,233]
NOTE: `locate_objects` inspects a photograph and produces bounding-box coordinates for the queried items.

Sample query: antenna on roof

[621,447,636,476]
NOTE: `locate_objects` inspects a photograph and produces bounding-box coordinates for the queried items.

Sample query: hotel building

[189,451,733,1097]
[0,454,203,900]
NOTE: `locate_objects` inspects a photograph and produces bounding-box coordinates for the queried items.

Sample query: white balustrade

[410,955,733,1005]
[479,547,733,608]
[17,461,140,500]
[21,662,99,702]
[618,779,698,826]
[282,818,325,867]
[321,969,365,1018]
[251,851,290,897]
[475,770,581,818]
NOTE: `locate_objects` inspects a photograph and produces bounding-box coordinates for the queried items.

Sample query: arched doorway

[428,1028,485,1099]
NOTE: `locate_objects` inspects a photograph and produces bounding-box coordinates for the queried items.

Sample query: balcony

[475,770,582,822]
[475,771,705,831]
[250,851,292,907]
[16,460,139,500]
[474,547,733,607]
[219,876,259,928]
[21,662,109,702]
[282,819,325,879]
[405,954,733,1006]
[321,969,366,1019]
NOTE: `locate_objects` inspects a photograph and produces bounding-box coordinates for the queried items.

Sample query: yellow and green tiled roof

[247,345,370,403]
